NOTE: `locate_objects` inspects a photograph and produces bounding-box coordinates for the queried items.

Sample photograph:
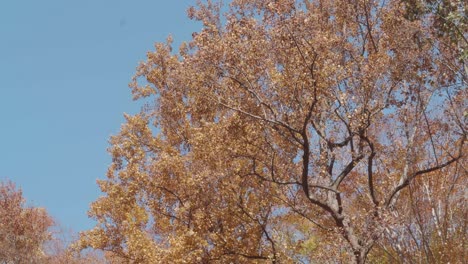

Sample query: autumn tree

[0,180,109,264]
[402,0,467,77]
[78,0,466,263]
[403,0,467,43]
[45,227,110,264]
[0,180,54,263]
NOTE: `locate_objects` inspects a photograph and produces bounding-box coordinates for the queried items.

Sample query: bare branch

[386,152,464,208]
[331,155,364,190]
[218,101,302,135]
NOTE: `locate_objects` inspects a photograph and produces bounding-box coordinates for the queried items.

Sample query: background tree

[0,180,108,264]
[402,0,467,77]
[0,180,54,263]
[45,226,109,264]
[78,0,466,263]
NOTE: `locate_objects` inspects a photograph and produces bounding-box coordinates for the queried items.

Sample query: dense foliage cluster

[70,0,465,263]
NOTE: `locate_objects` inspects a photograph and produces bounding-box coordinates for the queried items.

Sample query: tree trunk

[353,249,368,264]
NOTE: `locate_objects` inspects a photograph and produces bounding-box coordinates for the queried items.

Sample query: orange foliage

[78,0,466,263]
[0,181,53,263]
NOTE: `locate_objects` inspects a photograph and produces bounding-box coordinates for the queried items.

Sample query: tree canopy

[78,0,466,263]
[0,181,53,263]
[0,180,108,264]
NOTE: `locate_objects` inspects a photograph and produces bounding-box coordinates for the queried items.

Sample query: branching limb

[218,101,301,135]
[331,155,364,190]
[360,135,379,206]
[386,147,464,208]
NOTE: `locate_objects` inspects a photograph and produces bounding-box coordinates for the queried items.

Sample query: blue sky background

[0,0,199,233]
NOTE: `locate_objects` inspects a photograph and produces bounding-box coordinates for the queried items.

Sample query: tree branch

[386,152,464,208]
[331,155,364,190]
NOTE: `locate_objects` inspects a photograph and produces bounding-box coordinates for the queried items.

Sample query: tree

[0,180,54,263]
[45,227,109,264]
[402,0,467,76]
[0,180,108,264]
[78,0,466,263]
[368,165,467,263]
[402,0,467,42]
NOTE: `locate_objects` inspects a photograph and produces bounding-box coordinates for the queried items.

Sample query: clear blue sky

[0,0,199,233]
